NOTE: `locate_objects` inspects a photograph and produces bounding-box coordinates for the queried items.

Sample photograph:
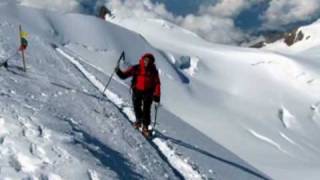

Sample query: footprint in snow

[0,91,10,97]
[18,117,38,138]
[0,135,5,145]
[307,79,315,84]
[22,126,38,138]
[88,169,100,180]
[122,129,143,149]
[9,90,16,95]
[9,153,39,173]
[19,117,50,142]
[21,175,38,180]
[37,125,45,138]
[53,91,64,97]
[311,102,320,112]
[52,146,71,161]
[34,125,51,140]
[0,117,8,135]
[40,173,63,180]
[311,103,320,123]
[29,143,50,164]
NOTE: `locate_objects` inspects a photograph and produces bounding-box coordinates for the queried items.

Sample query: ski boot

[142,126,150,138]
[133,121,142,129]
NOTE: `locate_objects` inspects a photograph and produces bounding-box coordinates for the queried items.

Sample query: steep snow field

[0,3,187,180]
[107,16,320,180]
[0,1,319,180]
[0,2,268,180]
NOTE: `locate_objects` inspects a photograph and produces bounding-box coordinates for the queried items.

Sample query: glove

[153,96,160,103]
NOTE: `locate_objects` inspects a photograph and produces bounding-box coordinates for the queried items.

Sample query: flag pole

[19,25,26,72]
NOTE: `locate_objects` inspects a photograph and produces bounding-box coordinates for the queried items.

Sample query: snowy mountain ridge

[263,20,320,53]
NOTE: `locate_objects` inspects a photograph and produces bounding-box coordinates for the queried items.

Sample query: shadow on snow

[152,130,271,180]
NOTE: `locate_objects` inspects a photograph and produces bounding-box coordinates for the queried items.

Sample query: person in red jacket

[116,53,161,137]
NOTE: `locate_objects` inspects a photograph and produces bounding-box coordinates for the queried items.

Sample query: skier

[116,53,161,137]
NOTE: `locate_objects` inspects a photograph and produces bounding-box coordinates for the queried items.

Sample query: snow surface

[0,4,183,179]
[0,1,320,180]
[55,47,202,179]
[106,15,320,180]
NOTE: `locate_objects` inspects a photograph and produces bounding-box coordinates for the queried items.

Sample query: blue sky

[235,1,269,31]
[152,0,266,30]
[151,0,212,16]
[151,0,320,32]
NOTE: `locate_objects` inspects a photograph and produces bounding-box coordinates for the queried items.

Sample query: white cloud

[175,0,261,44]
[105,0,175,20]
[199,0,253,17]
[178,14,245,44]
[262,0,320,29]
[16,0,259,44]
[105,0,258,44]
[19,0,82,12]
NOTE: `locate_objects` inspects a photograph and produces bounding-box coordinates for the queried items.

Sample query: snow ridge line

[56,47,203,180]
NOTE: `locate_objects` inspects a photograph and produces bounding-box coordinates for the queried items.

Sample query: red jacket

[116,54,161,99]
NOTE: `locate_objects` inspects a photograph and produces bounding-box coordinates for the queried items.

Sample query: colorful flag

[18,25,28,72]
[20,31,28,38]
[19,31,28,51]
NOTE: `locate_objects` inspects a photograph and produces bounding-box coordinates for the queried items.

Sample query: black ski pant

[132,90,153,127]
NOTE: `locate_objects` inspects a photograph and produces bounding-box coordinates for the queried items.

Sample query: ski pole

[102,51,125,95]
[153,103,159,131]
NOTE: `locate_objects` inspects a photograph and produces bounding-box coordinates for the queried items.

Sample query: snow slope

[105,16,320,180]
[0,2,269,180]
[0,1,320,180]
[0,3,187,180]
[263,20,320,78]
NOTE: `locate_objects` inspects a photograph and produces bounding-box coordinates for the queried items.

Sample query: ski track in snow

[248,129,291,155]
[279,132,297,146]
[279,132,309,154]
[56,47,203,180]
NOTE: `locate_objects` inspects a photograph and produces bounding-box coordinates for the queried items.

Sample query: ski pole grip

[116,51,125,67]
